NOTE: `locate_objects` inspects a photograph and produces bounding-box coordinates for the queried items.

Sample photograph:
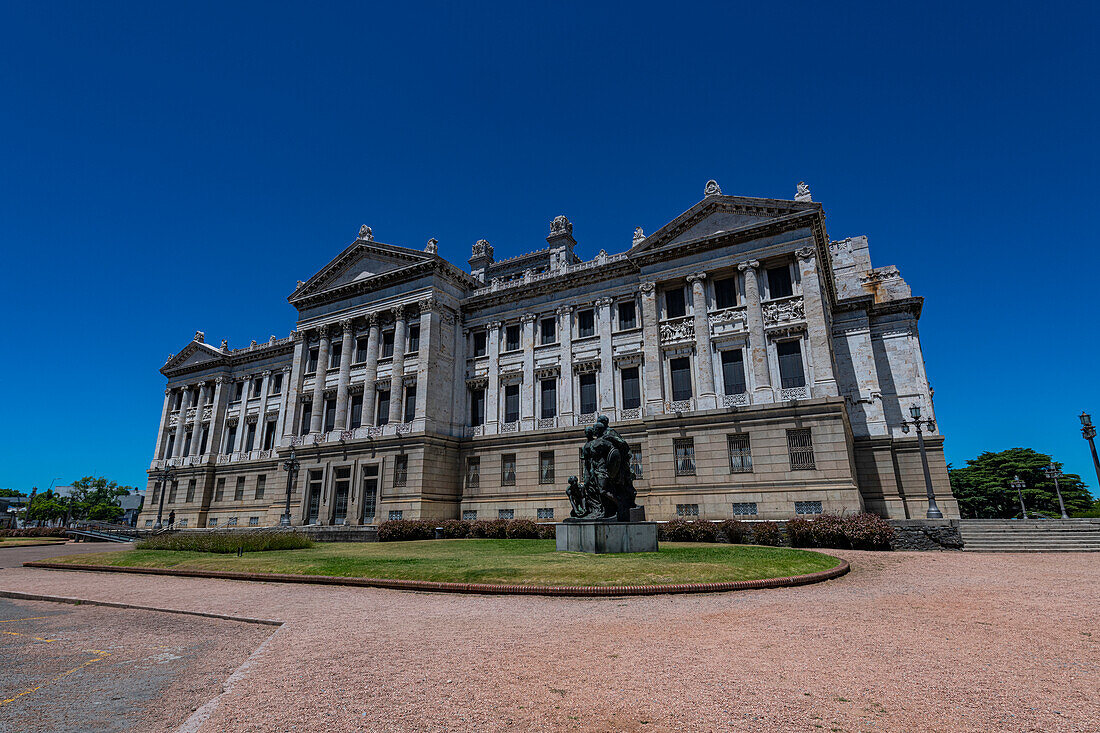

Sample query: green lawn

[44,539,840,587]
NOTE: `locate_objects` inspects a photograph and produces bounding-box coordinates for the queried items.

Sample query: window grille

[501,454,517,486]
[727,434,753,473]
[630,449,644,479]
[787,428,815,470]
[178,519,188,527]
[466,458,480,489]
[227,516,238,527]
[462,510,478,521]
[538,451,555,484]
[674,438,696,476]
[795,500,823,515]
[393,455,408,487]
[676,503,699,517]
[208,518,218,527]
[731,502,758,516]
[388,510,403,521]
[248,516,259,526]
[362,486,376,520]
[498,509,514,519]
[537,508,554,519]
[145,519,153,527]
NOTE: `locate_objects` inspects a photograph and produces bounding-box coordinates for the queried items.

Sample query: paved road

[0,540,133,569]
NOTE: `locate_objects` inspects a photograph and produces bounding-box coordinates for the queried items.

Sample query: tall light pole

[1081,412,1100,493]
[1010,475,1028,519]
[153,463,176,530]
[1043,463,1069,520]
[900,403,944,519]
[281,447,300,527]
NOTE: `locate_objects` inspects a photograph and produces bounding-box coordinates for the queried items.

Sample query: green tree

[67,476,135,522]
[0,488,25,497]
[949,448,1093,518]
[24,489,69,523]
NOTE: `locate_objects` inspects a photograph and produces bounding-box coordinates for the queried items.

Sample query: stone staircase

[958,519,1100,552]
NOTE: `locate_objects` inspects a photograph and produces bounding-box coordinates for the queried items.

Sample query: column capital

[261,369,272,378]
[196,380,208,388]
[341,319,354,333]
[282,365,292,374]
[366,312,380,326]
[418,297,438,313]
[165,387,173,395]
[520,313,537,324]
[639,281,656,295]
[795,246,816,262]
[214,376,225,385]
[555,305,573,317]
[488,320,503,331]
[391,304,406,319]
[594,297,614,308]
[687,272,707,284]
[737,259,760,272]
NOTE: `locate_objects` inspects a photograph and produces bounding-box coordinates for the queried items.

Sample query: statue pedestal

[555,521,658,554]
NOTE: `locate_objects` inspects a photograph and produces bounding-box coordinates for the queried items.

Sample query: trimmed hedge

[715,519,745,544]
[784,512,895,550]
[751,521,782,546]
[377,518,556,542]
[0,527,70,538]
[841,512,894,550]
[376,519,436,542]
[136,530,312,553]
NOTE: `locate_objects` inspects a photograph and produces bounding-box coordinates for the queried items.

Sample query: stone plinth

[555,521,658,554]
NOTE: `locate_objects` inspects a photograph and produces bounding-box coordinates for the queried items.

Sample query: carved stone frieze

[659,317,695,344]
[762,297,805,327]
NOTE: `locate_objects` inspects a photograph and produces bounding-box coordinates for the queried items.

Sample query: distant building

[119,492,144,526]
[139,181,958,528]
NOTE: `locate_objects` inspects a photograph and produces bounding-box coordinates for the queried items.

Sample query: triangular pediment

[161,340,226,374]
[631,194,820,254]
[291,240,434,303]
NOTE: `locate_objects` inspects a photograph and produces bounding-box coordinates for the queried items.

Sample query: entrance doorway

[332,466,351,525]
[306,469,322,524]
[362,464,379,523]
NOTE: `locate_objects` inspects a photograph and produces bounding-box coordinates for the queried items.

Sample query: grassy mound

[136,530,313,553]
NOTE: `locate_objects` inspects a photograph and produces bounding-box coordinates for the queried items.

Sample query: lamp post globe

[1010,475,1028,519]
[900,403,943,519]
[1042,463,1069,520]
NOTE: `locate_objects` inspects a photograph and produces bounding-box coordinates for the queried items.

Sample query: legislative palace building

[137,180,960,529]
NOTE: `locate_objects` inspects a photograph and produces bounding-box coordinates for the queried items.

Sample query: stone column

[687,273,717,409]
[334,319,355,429]
[639,282,663,414]
[255,370,272,449]
[739,260,774,403]
[388,306,409,424]
[556,307,574,420]
[520,313,537,427]
[485,321,502,431]
[796,246,839,397]
[309,328,331,434]
[281,332,306,443]
[414,301,436,423]
[275,366,293,439]
[361,314,381,426]
[234,376,251,452]
[595,297,615,412]
[171,386,191,459]
[153,388,173,459]
[208,376,229,457]
[189,382,208,456]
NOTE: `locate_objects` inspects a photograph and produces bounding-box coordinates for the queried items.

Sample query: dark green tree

[0,488,25,497]
[949,448,1093,518]
[24,490,68,523]
[67,476,135,522]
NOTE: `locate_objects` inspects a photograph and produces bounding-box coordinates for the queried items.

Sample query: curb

[21,558,850,597]
[0,588,283,626]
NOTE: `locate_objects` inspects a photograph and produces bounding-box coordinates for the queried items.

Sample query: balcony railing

[722,393,749,407]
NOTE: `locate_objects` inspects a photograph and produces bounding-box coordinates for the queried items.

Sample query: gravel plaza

[0,543,1096,732]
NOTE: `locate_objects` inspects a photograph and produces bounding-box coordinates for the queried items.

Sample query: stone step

[963,547,1100,552]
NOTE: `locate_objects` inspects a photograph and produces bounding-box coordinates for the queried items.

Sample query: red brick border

[23,558,849,597]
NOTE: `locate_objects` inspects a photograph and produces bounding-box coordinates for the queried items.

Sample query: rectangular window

[727,434,753,473]
[537,508,554,520]
[208,518,218,527]
[777,340,806,389]
[721,349,747,395]
[164,434,175,459]
[227,516,238,527]
[362,477,377,521]
[253,378,263,398]
[795,500,823,515]
[183,431,192,456]
[676,503,699,517]
[333,466,351,525]
[198,426,209,455]
[505,324,520,351]
[393,455,408,487]
[540,318,555,345]
[307,470,322,523]
[271,373,283,395]
[299,402,312,435]
[234,476,245,501]
[178,519,188,527]
[501,454,516,486]
[248,516,259,526]
[620,367,641,410]
[473,330,487,357]
[244,423,256,452]
[714,277,737,309]
[263,422,276,450]
[322,398,337,432]
[579,373,597,414]
[350,394,363,428]
[466,457,480,489]
[674,438,696,476]
[407,325,420,353]
[377,390,390,426]
[388,510,404,521]
[767,265,794,299]
[255,474,266,499]
[787,428,816,470]
[145,519,153,527]
[665,287,686,318]
[504,384,520,423]
[355,337,370,363]
[630,448,644,479]
[469,388,485,426]
[498,509,514,519]
[577,309,595,338]
[462,510,478,520]
[329,342,342,369]
[617,301,637,330]
[670,357,693,401]
[381,331,395,358]
[403,386,416,423]
[214,478,225,502]
[731,502,758,516]
[231,382,243,402]
[538,451,555,484]
[307,348,319,373]
[168,481,180,504]
[182,480,192,503]
[540,379,557,419]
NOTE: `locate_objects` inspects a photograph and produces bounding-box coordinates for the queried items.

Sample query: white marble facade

[140,182,958,529]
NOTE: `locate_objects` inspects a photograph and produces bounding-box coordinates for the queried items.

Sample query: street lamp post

[900,404,944,519]
[281,447,300,527]
[1010,475,1028,519]
[1081,412,1100,493]
[1042,463,1069,520]
[153,463,176,530]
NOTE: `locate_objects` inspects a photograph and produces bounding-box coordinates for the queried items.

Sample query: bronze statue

[565,417,642,522]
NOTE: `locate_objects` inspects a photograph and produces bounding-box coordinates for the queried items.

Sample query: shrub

[0,527,70,538]
[716,519,745,544]
[687,519,718,542]
[505,519,540,539]
[785,517,814,547]
[751,521,781,546]
[376,519,435,542]
[469,519,509,539]
[537,522,556,540]
[809,513,848,548]
[135,530,312,553]
[436,519,471,539]
[843,512,894,550]
[658,518,691,541]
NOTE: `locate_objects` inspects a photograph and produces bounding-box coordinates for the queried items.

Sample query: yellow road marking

[0,630,55,642]
[0,652,111,706]
[0,617,50,623]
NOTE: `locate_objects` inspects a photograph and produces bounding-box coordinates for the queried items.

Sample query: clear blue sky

[2,2,1097,495]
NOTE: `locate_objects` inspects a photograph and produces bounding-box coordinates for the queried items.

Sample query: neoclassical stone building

[139,180,958,528]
